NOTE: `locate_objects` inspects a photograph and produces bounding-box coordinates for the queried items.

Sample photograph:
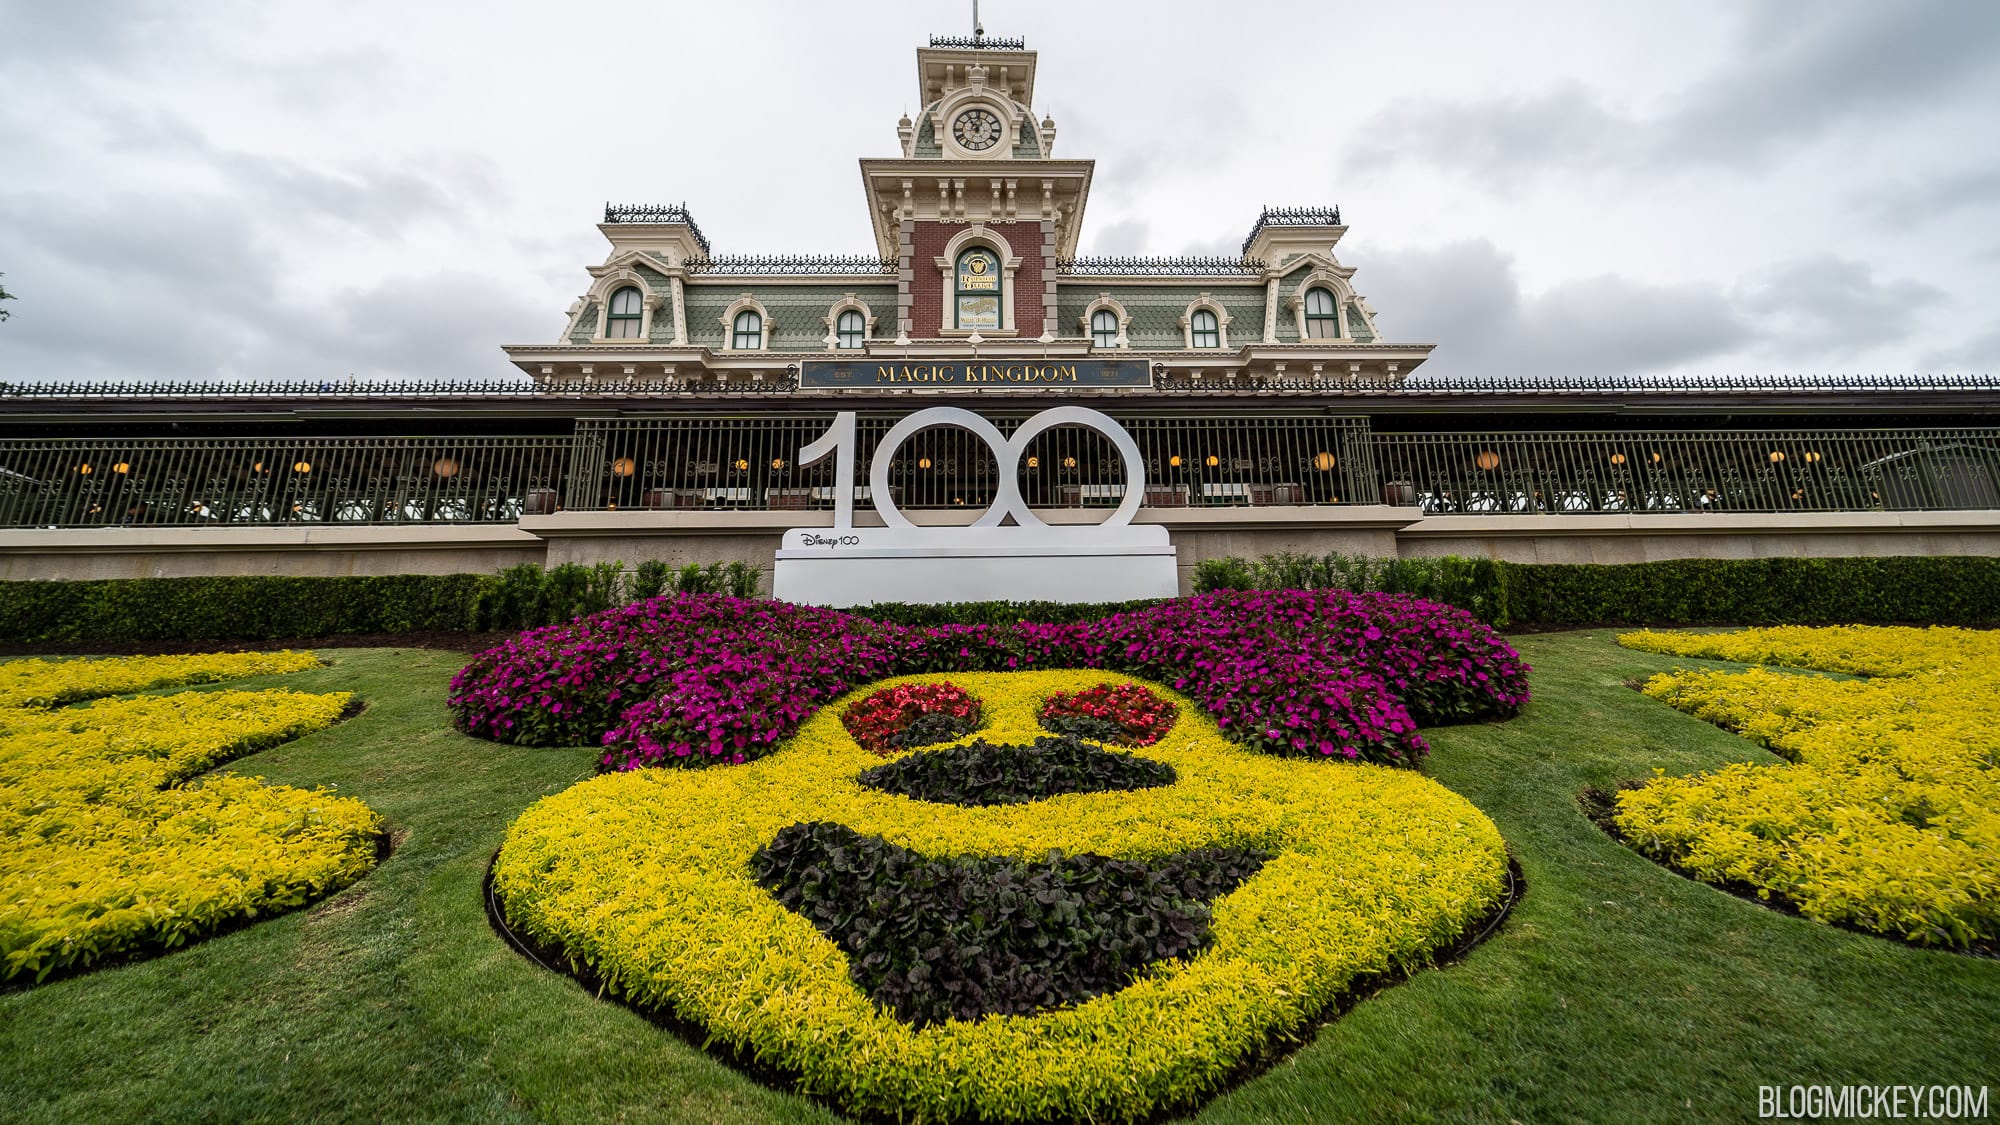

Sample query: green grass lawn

[2,634,1994,1123]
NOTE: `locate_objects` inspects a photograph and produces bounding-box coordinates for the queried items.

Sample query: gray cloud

[1736,256,1944,354]
[1864,165,2000,229]
[1351,0,2000,179]
[0,1,1992,384]
[1361,240,1753,379]
[1921,323,2000,373]
[1361,241,1948,378]
[1085,218,1151,256]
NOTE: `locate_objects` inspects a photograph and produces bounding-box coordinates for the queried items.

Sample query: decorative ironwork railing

[566,413,1378,514]
[1056,256,1266,276]
[0,436,572,529]
[0,377,800,398]
[1371,428,2000,514]
[1393,373,2000,393]
[927,34,1026,50]
[601,202,712,255]
[6,422,1999,527]
[1240,205,1343,256]
[685,254,899,276]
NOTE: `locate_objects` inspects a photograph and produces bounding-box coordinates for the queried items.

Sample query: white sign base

[773,525,1179,607]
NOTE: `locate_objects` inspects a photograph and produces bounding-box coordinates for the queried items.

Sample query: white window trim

[1179,293,1231,350]
[934,225,1022,337]
[821,293,880,351]
[1286,271,1354,341]
[720,293,774,351]
[1079,293,1131,349]
[589,269,659,343]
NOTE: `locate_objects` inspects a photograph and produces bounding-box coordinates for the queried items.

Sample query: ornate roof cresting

[602,203,713,256]
[1240,206,1343,256]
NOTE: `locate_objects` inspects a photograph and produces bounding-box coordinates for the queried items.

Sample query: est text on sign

[799,358,1152,390]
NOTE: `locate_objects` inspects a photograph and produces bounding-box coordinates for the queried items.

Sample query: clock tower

[862,34,1093,341]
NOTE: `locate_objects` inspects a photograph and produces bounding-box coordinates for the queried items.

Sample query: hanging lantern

[113,462,132,474]
[292,460,312,473]
[1062,455,1078,469]
[611,457,637,477]
[1803,451,1822,463]
[1204,454,1220,468]
[1313,451,1337,472]
[918,457,933,469]
[1609,453,1627,466]
[734,458,751,471]
[1026,455,1040,469]
[1768,451,1786,463]
[432,457,460,478]
[770,458,786,470]
[1168,454,1182,468]
[1474,450,1501,471]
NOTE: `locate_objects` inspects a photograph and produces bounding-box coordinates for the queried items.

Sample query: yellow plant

[1614,627,1999,947]
[495,669,1509,1123]
[0,650,322,710]
[0,655,381,984]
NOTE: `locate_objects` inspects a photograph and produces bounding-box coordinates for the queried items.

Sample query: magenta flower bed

[448,591,1530,769]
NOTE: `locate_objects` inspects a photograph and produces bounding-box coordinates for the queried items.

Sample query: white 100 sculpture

[772,407,1180,606]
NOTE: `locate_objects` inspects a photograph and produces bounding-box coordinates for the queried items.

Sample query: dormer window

[732,310,764,350]
[955,247,1002,330]
[1191,309,1221,349]
[1090,309,1120,348]
[1304,287,1340,339]
[836,309,866,349]
[605,286,644,339]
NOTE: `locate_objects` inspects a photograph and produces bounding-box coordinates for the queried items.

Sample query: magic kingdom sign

[798,358,1152,390]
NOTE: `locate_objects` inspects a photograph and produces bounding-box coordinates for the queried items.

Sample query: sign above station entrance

[799,358,1152,390]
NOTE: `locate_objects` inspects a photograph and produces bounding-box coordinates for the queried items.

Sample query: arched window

[732,310,764,350]
[1090,309,1119,348]
[1190,309,1221,349]
[606,286,643,339]
[1304,287,1340,339]
[836,309,866,349]
[955,246,1002,330]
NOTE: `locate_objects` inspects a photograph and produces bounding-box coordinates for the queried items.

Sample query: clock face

[952,107,1004,151]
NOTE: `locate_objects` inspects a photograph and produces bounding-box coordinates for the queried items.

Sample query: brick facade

[907,220,1047,339]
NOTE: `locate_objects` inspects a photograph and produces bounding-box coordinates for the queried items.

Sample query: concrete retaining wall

[4,507,1997,595]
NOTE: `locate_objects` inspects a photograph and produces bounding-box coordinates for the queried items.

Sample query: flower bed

[841,681,983,751]
[0,655,381,984]
[493,669,1509,1123]
[449,591,1530,769]
[856,734,1176,806]
[1614,627,2000,948]
[1039,681,1177,746]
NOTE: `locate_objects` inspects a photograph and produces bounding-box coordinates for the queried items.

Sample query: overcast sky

[2,0,1997,383]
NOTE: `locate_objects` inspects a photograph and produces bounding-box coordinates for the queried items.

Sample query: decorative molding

[1080,293,1131,349]
[1179,293,1232,350]
[822,293,880,351]
[719,293,774,351]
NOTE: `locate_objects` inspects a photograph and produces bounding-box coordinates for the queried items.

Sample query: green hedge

[0,574,490,644]
[1503,556,2000,627]
[4,555,1998,644]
